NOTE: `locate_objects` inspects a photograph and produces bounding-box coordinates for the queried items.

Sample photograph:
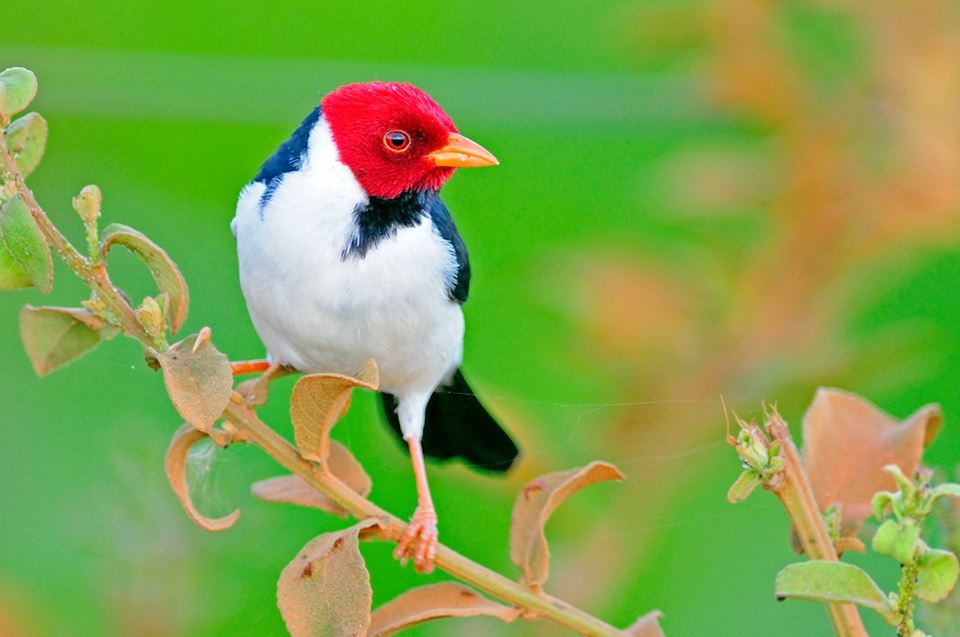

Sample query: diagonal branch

[2,130,633,637]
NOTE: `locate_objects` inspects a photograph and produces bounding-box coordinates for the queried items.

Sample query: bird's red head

[322,82,498,199]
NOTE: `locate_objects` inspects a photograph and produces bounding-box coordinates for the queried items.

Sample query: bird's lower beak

[427,133,499,168]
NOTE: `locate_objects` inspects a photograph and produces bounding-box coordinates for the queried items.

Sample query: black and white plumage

[233,106,517,472]
[232,84,522,569]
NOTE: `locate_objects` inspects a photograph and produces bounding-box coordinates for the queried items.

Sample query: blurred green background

[2,1,959,635]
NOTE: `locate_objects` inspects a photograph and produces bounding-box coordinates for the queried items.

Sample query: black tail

[380,369,519,472]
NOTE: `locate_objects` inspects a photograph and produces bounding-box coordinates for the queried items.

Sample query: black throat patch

[340,190,435,260]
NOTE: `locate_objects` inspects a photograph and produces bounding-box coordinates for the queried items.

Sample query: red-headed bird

[232,82,519,571]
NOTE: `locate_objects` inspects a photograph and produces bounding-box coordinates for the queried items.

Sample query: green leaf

[916,548,960,603]
[0,195,52,293]
[4,112,47,176]
[872,491,895,520]
[727,470,762,503]
[100,223,188,334]
[19,305,103,376]
[872,519,919,564]
[151,333,232,434]
[775,561,895,624]
[0,67,38,117]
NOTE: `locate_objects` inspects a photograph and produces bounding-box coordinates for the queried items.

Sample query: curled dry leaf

[290,359,379,463]
[0,195,52,293]
[4,112,47,177]
[625,610,666,637]
[164,423,239,532]
[368,582,520,636]
[252,440,372,518]
[801,388,941,536]
[19,305,103,376]
[510,460,625,588]
[152,333,232,434]
[277,519,383,637]
[100,223,189,334]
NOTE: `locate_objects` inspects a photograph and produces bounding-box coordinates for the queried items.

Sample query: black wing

[427,195,471,304]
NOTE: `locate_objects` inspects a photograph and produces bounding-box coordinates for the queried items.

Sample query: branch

[764,416,867,637]
[1,115,631,637]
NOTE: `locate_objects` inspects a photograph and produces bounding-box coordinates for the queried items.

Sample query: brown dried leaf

[625,610,665,637]
[100,223,189,334]
[164,423,239,532]
[802,388,942,535]
[277,520,381,637]
[291,360,379,463]
[19,305,103,376]
[510,461,625,587]
[252,441,372,518]
[368,583,520,636]
[153,333,232,434]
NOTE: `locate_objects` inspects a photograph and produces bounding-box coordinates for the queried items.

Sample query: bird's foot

[393,505,438,574]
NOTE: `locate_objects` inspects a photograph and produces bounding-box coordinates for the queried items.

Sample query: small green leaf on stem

[19,305,102,376]
[728,470,762,503]
[872,519,919,564]
[4,112,46,176]
[164,423,239,532]
[0,68,38,118]
[510,461,625,589]
[151,332,232,434]
[277,519,382,637]
[625,610,665,637]
[0,195,52,293]
[290,360,380,464]
[252,441,372,518]
[916,548,960,603]
[100,223,188,333]
[368,583,520,636]
[775,561,895,624]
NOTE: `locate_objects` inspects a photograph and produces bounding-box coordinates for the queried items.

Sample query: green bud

[872,518,919,564]
[72,185,102,225]
[727,470,762,503]
[136,296,165,337]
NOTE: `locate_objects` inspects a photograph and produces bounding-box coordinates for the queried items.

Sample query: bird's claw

[393,505,438,573]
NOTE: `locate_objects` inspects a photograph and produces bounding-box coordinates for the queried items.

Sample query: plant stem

[895,561,918,636]
[228,398,627,636]
[2,135,629,637]
[766,415,868,637]
[0,133,167,350]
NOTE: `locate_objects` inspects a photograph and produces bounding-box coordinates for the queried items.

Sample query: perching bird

[231,81,519,571]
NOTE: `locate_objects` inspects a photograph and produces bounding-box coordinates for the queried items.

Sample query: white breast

[233,119,464,397]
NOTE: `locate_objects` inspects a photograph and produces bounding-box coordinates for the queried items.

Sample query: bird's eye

[383,130,411,152]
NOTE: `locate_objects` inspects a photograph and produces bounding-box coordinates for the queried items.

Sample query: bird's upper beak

[427,133,499,168]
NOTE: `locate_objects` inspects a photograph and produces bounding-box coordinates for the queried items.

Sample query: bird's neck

[341,189,438,260]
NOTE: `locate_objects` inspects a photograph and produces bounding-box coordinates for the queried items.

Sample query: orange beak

[427,133,499,168]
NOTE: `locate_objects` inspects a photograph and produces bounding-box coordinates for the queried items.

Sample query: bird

[231,81,520,572]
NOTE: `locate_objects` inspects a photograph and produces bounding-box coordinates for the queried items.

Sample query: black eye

[383,130,411,152]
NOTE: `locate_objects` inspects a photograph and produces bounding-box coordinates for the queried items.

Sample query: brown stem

[766,416,867,637]
[2,132,630,637]
[228,399,627,636]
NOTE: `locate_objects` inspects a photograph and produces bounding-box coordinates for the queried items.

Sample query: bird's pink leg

[393,437,439,573]
[230,359,272,376]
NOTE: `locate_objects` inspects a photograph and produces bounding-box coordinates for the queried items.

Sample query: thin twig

[766,415,867,637]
